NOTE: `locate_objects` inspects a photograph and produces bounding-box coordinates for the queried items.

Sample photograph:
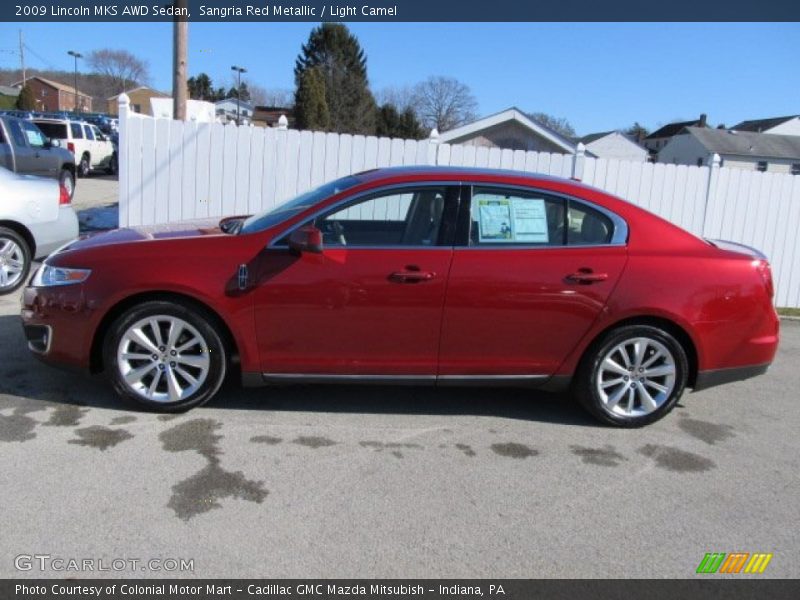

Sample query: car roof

[353,165,569,183]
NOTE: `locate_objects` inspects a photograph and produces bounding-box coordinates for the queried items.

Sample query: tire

[574,325,688,427]
[106,153,118,176]
[103,300,228,412]
[59,168,75,199]
[78,153,91,178]
[0,227,31,295]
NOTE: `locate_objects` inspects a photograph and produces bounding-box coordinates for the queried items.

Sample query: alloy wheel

[116,315,210,404]
[595,337,677,418]
[0,238,26,290]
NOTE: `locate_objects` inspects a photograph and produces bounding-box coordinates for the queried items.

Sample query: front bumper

[20,281,93,370]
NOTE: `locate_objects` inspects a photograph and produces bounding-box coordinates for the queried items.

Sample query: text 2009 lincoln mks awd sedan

[20,167,779,426]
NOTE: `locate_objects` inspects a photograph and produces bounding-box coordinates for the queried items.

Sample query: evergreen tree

[294,67,330,131]
[294,23,376,134]
[15,84,35,110]
[376,103,425,139]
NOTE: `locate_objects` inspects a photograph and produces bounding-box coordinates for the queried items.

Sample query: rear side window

[70,123,84,139]
[84,125,95,141]
[34,122,68,139]
[567,202,614,245]
[469,187,566,246]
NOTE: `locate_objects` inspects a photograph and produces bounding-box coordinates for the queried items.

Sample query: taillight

[755,260,774,299]
[67,142,75,154]
[59,182,71,205]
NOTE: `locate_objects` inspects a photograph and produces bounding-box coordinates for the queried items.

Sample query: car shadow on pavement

[210,379,599,427]
[0,313,598,427]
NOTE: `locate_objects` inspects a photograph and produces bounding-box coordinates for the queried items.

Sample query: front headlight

[31,265,91,287]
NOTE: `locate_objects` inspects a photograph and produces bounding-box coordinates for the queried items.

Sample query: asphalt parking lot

[1,283,798,578]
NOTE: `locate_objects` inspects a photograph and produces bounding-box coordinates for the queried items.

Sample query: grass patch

[777,307,800,317]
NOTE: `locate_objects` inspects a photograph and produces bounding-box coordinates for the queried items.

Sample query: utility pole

[173,0,188,120]
[19,30,26,86]
[231,65,246,124]
[67,51,82,113]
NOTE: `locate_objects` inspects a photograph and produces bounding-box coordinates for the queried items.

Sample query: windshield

[240,175,360,234]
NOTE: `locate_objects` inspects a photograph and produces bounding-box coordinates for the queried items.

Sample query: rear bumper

[693,363,771,392]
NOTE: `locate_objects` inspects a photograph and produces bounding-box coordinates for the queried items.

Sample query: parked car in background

[20,167,779,426]
[0,115,76,198]
[32,117,117,177]
[0,166,78,294]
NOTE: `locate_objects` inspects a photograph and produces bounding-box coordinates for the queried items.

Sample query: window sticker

[25,129,45,147]
[476,195,549,243]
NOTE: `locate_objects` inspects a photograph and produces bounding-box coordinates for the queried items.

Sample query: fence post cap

[429,128,440,143]
[118,93,130,108]
[711,153,721,167]
[576,142,586,155]
[278,114,288,130]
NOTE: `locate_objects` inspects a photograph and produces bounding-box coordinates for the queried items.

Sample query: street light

[231,65,247,124]
[67,50,82,113]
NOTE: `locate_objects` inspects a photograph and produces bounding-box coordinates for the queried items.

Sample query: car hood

[57,219,225,253]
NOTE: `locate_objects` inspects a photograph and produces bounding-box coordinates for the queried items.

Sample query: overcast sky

[1,21,798,134]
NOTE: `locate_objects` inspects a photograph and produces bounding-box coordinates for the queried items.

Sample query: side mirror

[288,225,323,254]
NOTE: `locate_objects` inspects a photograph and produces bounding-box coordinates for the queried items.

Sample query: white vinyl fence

[117,95,800,308]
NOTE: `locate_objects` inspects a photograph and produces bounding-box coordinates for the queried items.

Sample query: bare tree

[412,76,478,132]
[245,81,294,108]
[526,112,576,138]
[375,84,416,113]
[87,49,150,94]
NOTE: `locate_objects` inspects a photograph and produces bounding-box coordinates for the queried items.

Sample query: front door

[438,185,628,378]
[253,185,460,377]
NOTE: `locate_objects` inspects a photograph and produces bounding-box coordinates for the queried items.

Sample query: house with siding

[437,107,577,154]
[730,115,800,136]
[579,131,648,162]
[658,126,800,174]
[107,86,169,116]
[644,114,709,156]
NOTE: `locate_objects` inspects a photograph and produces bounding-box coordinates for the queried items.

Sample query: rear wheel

[106,153,118,175]
[574,325,688,427]
[59,168,75,199]
[0,227,31,295]
[104,301,227,412]
[78,153,91,177]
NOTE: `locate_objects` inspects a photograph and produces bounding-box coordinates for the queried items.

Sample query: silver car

[0,166,78,294]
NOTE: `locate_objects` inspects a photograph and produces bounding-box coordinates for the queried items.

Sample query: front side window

[314,187,449,247]
[84,125,95,141]
[8,121,27,147]
[469,187,566,246]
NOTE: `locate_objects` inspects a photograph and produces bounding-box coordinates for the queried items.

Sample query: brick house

[13,76,92,112]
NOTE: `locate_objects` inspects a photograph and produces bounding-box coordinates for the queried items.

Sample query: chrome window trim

[267,179,629,250]
[267,181,459,249]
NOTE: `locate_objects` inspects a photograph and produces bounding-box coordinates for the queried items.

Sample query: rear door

[438,185,628,379]
[19,120,60,177]
[253,185,460,377]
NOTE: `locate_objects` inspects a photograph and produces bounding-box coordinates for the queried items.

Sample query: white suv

[31,118,117,177]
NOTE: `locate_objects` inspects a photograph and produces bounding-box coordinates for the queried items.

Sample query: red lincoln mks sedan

[21,167,779,426]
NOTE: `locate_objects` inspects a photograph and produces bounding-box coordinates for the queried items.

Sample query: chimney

[699,113,707,127]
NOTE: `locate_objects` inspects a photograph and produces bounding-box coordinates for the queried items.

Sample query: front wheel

[0,227,31,295]
[104,301,228,412]
[574,325,688,427]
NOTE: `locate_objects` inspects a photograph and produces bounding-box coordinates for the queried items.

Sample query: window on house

[696,158,703,167]
[791,163,800,176]
[757,161,768,172]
